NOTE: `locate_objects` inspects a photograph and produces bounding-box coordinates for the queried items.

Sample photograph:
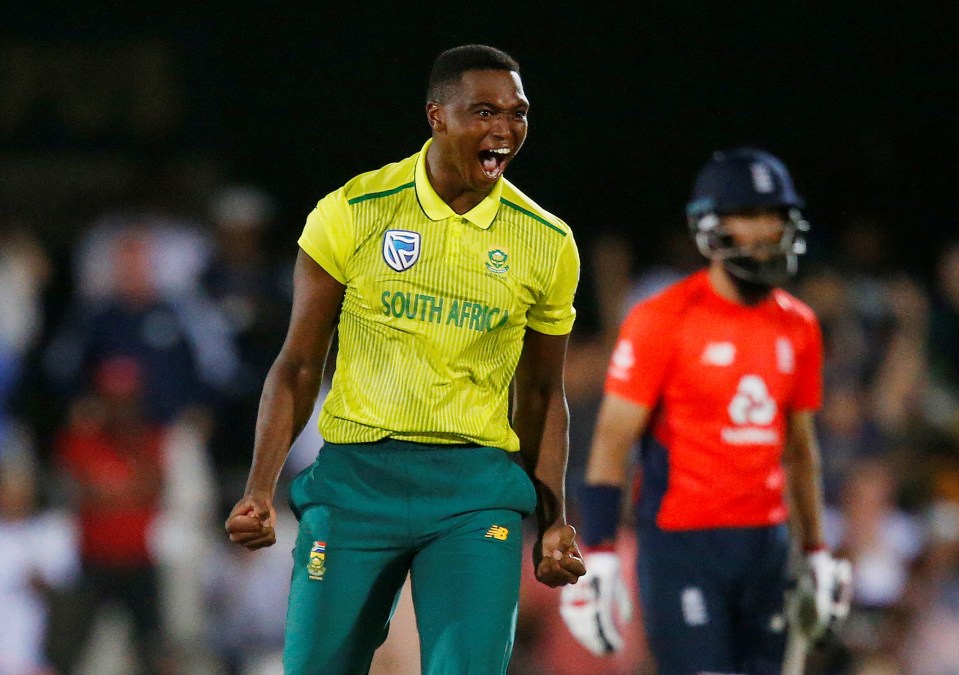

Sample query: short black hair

[426,44,520,104]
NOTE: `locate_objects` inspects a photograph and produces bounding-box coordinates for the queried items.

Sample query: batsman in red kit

[560,148,852,674]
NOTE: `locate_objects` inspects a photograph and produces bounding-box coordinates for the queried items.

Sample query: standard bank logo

[383,230,421,272]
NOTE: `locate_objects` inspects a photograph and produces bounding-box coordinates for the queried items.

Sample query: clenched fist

[225,493,278,551]
[535,523,587,587]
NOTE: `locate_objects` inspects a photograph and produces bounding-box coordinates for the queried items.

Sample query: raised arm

[512,328,585,587]
[225,248,345,550]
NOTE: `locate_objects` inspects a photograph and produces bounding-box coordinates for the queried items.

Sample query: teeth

[489,148,510,155]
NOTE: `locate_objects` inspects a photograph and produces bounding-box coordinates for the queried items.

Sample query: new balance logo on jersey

[701,341,736,366]
[608,339,635,380]
[722,375,780,445]
[485,525,509,540]
[383,230,421,272]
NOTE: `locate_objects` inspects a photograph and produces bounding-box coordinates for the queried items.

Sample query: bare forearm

[786,447,826,550]
[515,387,570,531]
[783,411,828,550]
[585,395,650,488]
[244,355,324,498]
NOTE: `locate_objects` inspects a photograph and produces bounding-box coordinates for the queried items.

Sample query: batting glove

[559,551,633,656]
[790,549,854,640]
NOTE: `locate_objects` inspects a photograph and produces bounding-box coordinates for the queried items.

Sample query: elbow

[272,351,323,390]
[516,376,565,404]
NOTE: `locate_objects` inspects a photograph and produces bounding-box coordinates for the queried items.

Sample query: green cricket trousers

[283,439,538,674]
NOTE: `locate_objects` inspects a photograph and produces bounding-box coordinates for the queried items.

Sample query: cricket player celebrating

[560,148,852,674]
[225,44,585,674]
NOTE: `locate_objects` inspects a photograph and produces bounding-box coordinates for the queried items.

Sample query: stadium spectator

[869,274,930,438]
[201,185,293,483]
[926,240,959,441]
[901,474,959,672]
[0,224,51,451]
[72,212,213,303]
[0,456,79,674]
[826,457,925,666]
[44,222,238,426]
[814,381,888,505]
[797,266,883,396]
[54,356,168,674]
[203,500,297,675]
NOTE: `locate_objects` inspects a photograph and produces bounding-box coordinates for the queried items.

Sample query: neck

[425,142,490,215]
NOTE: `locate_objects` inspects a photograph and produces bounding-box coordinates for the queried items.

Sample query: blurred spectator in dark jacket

[798,266,880,388]
[816,381,888,505]
[201,186,293,482]
[44,222,238,427]
[74,212,213,302]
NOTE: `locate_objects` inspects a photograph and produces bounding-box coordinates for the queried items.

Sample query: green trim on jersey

[347,181,416,205]
[499,198,567,236]
[297,139,579,451]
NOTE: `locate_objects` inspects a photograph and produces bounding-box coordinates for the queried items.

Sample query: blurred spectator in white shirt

[0,457,79,674]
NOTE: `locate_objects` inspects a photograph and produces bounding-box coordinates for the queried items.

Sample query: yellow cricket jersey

[298,139,579,451]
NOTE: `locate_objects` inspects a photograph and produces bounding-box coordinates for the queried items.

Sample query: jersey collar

[414,138,502,230]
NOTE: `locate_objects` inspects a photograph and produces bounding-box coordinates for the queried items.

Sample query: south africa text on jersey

[381,290,510,332]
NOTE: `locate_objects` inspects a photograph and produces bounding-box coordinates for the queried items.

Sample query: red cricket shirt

[606,270,822,530]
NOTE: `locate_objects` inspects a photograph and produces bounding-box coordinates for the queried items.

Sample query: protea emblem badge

[383,230,421,272]
[486,248,509,274]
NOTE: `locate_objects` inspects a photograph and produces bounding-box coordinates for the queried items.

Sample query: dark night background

[2,2,958,315]
[3,5,959,672]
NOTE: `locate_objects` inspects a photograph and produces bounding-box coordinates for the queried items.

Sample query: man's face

[428,69,529,191]
[719,209,787,261]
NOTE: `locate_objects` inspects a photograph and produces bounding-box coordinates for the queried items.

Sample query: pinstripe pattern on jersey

[304,141,577,451]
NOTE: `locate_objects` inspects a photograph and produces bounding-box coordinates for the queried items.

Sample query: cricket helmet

[686,147,809,284]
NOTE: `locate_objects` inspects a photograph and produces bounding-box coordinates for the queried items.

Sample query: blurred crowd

[550,224,959,675]
[2,188,958,674]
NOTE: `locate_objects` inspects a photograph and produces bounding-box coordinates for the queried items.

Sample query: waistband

[322,438,488,452]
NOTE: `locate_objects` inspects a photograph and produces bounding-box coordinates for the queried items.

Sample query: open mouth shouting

[479,147,511,181]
